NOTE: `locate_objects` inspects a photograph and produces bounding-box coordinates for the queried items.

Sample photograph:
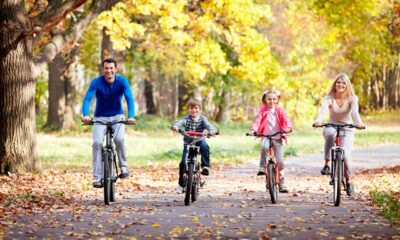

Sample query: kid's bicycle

[84,120,134,205]
[177,129,218,206]
[313,123,365,206]
[246,131,290,204]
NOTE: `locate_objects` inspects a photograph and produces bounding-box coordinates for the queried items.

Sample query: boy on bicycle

[82,58,136,188]
[171,98,216,194]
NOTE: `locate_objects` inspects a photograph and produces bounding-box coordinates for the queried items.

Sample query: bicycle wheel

[191,174,199,202]
[333,151,343,206]
[103,151,111,205]
[110,152,116,202]
[267,163,278,204]
[185,163,194,206]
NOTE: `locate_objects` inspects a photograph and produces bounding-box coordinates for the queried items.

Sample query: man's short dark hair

[102,58,117,68]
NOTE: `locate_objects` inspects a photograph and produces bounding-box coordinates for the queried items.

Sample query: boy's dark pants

[179,140,210,187]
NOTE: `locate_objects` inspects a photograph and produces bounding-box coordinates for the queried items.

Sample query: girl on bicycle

[313,73,365,196]
[249,90,292,193]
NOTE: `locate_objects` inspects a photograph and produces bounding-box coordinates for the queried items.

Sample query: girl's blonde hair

[262,90,281,104]
[328,73,355,98]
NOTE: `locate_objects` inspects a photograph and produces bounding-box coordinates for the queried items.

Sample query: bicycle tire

[110,152,116,202]
[267,163,278,204]
[103,151,111,205]
[191,174,199,202]
[333,150,343,206]
[185,163,194,206]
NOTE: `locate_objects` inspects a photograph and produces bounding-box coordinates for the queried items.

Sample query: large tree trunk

[144,79,157,114]
[0,1,39,173]
[46,46,79,130]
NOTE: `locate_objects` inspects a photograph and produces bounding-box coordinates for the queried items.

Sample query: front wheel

[103,151,111,205]
[333,151,343,206]
[191,174,200,202]
[110,153,116,202]
[185,163,194,206]
[267,163,278,204]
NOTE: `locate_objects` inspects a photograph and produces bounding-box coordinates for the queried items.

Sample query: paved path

[3,144,400,239]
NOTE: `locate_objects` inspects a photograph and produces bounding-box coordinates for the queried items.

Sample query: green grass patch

[36,111,400,170]
[370,189,400,222]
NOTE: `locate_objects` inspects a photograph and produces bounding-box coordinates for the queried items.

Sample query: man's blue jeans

[178,139,210,187]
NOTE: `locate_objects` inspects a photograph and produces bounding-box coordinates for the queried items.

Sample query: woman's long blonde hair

[328,73,355,98]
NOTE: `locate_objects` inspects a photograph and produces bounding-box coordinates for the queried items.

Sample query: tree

[0,0,120,173]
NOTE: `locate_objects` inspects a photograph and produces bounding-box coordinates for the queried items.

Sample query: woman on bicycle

[249,90,292,193]
[313,73,365,196]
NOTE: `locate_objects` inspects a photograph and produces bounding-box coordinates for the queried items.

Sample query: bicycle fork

[330,147,345,185]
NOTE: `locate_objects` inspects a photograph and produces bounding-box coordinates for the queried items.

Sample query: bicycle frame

[313,123,365,206]
[84,120,133,205]
[176,129,218,206]
[247,131,289,204]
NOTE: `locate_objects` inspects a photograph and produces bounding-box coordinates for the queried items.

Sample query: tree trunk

[47,45,79,130]
[144,79,157,114]
[0,1,39,173]
[47,54,65,129]
[216,89,231,122]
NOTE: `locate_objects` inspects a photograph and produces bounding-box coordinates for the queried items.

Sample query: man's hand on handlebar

[82,116,92,124]
[127,118,136,124]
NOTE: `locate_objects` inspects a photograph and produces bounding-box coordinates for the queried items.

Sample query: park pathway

[2,144,399,239]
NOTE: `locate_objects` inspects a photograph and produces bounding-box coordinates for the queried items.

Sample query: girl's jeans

[178,139,210,187]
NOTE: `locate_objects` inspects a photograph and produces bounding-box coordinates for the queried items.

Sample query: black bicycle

[84,120,134,205]
[247,131,290,204]
[313,123,365,206]
[177,129,218,206]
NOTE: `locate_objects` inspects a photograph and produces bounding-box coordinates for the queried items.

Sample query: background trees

[1,0,399,173]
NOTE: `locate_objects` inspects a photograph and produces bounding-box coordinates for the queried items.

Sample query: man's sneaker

[201,167,210,176]
[257,168,266,176]
[119,166,129,179]
[346,183,354,196]
[321,165,330,175]
[92,180,103,188]
[175,185,185,194]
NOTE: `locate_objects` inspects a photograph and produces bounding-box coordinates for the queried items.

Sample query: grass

[37,112,400,170]
[370,189,400,222]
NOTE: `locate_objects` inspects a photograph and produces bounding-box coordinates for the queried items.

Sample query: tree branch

[32,0,121,78]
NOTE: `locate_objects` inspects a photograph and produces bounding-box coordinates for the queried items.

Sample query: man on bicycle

[82,58,136,188]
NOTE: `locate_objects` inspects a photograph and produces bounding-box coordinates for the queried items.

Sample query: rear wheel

[267,163,278,204]
[333,151,343,206]
[185,163,194,206]
[103,151,111,205]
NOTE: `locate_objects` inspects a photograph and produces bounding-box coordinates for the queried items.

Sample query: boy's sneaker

[175,185,185,194]
[320,165,330,175]
[92,179,103,188]
[257,168,266,176]
[201,167,210,176]
[119,166,129,179]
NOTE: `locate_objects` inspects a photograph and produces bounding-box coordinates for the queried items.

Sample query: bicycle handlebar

[246,130,290,138]
[82,120,136,126]
[312,123,365,130]
[177,128,219,138]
